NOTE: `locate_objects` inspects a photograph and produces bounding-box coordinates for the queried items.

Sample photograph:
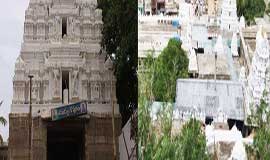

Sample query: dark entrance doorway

[47,120,85,160]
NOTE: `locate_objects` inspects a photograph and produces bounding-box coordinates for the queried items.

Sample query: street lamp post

[108,57,117,160]
[28,75,33,160]
[111,74,117,160]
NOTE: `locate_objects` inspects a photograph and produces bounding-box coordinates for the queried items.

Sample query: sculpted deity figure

[95,9,102,21]
[53,16,61,36]
[72,68,79,97]
[82,52,87,65]
[32,87,37,100]
[44,52,49,64]
[33,88,39,102]
[38,4,47,16]
[68,17,76,36]
[52,68,60,97]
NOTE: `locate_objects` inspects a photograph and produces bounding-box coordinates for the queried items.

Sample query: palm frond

[0,117,7,126]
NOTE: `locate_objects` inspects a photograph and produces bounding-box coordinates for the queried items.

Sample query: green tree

[237,0,266,25]
[97,0,137,125]
[138,53,157,159]
[0,101,7,126]
[177,119,208,160]
[265,2,270,16]
[247,91,270,159]
[236,0,246,17]
[152,39,189,102]
[138,51,208,160]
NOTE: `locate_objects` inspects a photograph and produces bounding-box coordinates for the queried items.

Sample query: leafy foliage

[247,91,270,159]
[0,101,6,126]
[138,48,207,160]
[0,117,6,126]
[152,39,189,102]
[237,0,266,25]
[97,0,137,125]
[266,2,270,16]
[236,0,246,17]
[177,119,209,160]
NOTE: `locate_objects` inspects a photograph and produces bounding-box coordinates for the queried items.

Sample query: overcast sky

[0,0,29,141]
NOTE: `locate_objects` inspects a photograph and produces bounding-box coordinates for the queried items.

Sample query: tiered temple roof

[247,26,270,106]
[220,0,238,32]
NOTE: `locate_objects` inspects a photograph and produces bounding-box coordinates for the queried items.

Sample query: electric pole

[28,75,33,160]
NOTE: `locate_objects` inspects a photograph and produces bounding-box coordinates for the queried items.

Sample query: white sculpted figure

[53,16,61,37]
[32,87,37,100]
[44,52,49,64]
[52,69,60,97]
[32,80,40,102]
[68,17,76,36]
[72,69,79,97]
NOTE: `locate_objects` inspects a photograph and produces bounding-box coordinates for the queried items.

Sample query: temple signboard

[51,101,88,121]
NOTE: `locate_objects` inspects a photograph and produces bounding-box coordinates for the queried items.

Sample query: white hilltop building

[247,26,270,108]
[231,32,238,56]
[178,1,193,51]
[220,0,238,32]
[239,15,246,30]
[181,21,192,51]
[178,0,194,24]
[188,48,198,75]
[175,79,245,121]
[214,35,224,54]
[138,14,179,58]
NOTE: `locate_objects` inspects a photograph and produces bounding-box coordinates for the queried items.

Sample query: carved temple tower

[9,0,121,159]
[247,26,270,109]
[220,0,238,32]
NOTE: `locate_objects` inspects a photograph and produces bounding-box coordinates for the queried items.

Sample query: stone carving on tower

[10,1,121,159]
[231,32,238,57]
[72,67,79,98]
[220,0,238,32]
[11,0,117,114]
[247,26,270,108]
[52,67,60,98]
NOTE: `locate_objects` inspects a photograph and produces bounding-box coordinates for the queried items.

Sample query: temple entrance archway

[47,119,85,160]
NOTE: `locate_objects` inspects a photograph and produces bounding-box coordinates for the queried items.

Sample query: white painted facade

[247,26,270,108]
[220,0,238,32]
[138,14,179,58]
[12,0,119,116]
[231,32,238,56]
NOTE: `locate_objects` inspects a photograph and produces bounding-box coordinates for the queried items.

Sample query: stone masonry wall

[9,114,30,160]
[9,114,122,160]
[85,114,122,160]
[32,117,46,160]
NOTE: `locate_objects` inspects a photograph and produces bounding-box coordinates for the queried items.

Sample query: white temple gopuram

[9,0,121,159]
[247,26,270,108]
[220,0,238,32]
